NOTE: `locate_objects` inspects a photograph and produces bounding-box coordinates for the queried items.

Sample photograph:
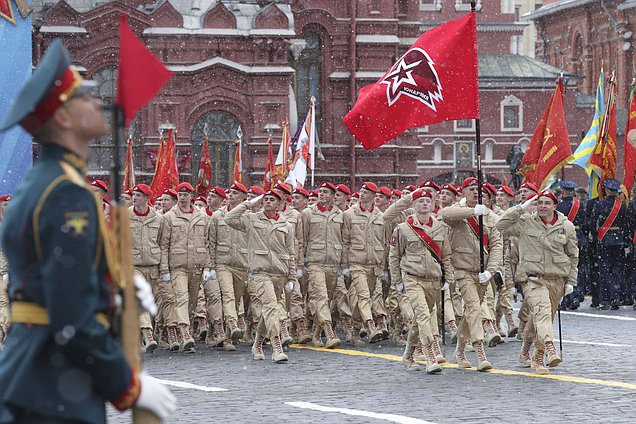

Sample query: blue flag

[570,70,605,175]
[0,1,33,194]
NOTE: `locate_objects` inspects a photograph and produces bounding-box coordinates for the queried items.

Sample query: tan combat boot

[532,349,549,374]
[237,315,247,333]
[376,315,389,340]
[414,343,426,362]
[340,317,354,342]
[311,323,325,347]
[227,318,243,343]
[280,321,293,348]
[366,319,383,344]
[157,326,169,350]
[474,341,492,372]
[392,322,406,347]
[425,341,442,374]
[448,320,459,344]
[485,320,502,347]
[495,313,506,337]
[141,328,158,353]
[271,335,289,363]
[240,320,254,344]
[505,311,518,338]
[179,324,195,352]
[166,326,180,352]
[432,336,446,364]
[545,341,562,368]
[223,327,236,352]
[349,327,366,347]
[517,319,526,341]
[210,321,225,347]
[518,337,532,368]
[196,316,208,341]
[453,337,472,368]
[323,322,341,349]
[295,319,313,344]
[402,344,421,371]
[251,335,265,361]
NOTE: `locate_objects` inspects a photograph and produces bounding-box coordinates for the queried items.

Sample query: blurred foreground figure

[0,40,175,423]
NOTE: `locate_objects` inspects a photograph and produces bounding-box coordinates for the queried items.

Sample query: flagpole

[471,0,485,274]
[310,96,316,187]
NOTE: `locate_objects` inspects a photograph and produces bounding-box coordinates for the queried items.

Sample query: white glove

[478,270,492,284]
[441,282,449,292]
[134,274,157,316]
[340,267,350,278]
[137,371,177,421]
[564,283,574,296]
[296,268,304,278]
[202,268,216,281]
[474,204,487,216]
[395,281,405,294]
[520,194,538,210]
[160,273,171,282]
[2,274,7,284]
[249,194,264,205]
[285,280,295,292]
[379,270,389,283]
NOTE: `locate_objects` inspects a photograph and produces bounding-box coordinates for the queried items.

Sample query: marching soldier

[439,177,503,371]
[205,186,226,217]
[292,187,310,211]
[159,182,210,352]
[374,187,392,212]
[418,180,441,213]
[161,188,178,214]
[389,189,454,373]
[0,40,175,421]
[333,184,356,343]
[494,185,518,336]
[497,190,578,374]
[225,190,296,363]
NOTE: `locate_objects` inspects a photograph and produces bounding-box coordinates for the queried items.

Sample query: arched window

[500,95,523,132]
[191,111,241,187]
[292,31,322,132]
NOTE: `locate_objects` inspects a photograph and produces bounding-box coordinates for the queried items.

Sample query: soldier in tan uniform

[439,177,503,371]
[0,194,10,350]
[495,185,518,337]
[208,182,250,351]
[159,182,209,352]
[225,190,296,363]
[342,182,386,343]
[129,184,170,352]
[333,184,355,343]
[389,189,455,373]
[497,190,578,374]
[300,182,344,349]
[439,184,462,340]
[291,187,309,211]
[161,188,178,214]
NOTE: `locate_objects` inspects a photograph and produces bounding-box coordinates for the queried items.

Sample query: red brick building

[31,0,593,189]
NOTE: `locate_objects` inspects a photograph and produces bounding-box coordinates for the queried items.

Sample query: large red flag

[589,73,618,189]
[116,14,173,126]
[123,135,136,190]
[624,81,636,192]
[232,138,243,183]
[263,136,275,190]
[196,136,212,196]
[343,13,478,150]
[519,79,572,190]
[150,129,179,199]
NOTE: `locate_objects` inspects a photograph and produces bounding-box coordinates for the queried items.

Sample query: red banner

[589,73,617,187]
[150,129,179,200]
[624,81,636,193]
[263,137,275,190]
[196,136,212,196]
[123,135,135,190]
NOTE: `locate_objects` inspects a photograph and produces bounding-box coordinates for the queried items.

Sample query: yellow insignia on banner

[64,212,89,238]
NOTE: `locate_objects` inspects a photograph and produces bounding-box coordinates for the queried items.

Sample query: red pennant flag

[519,79,573,190]
[263,136,275,190]
[196,136,212,196]
[123,135,136,190]
[116,14,173,126]
[150,129,179,200]
[624,81,636,193]
[343,13,479,150]
[232,138,243,183]
[590,73,618,189]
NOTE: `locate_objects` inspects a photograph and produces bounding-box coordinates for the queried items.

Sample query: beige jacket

[208,205,248,269]
[129,206,164,267]
[300,204,344,267]
[496,206,578,286]
[343,204,389,268]
[281,204,304,267]
[159,205,209,273]
[225,201,296,280]
[438,199,503,275]
[388,214,455,284]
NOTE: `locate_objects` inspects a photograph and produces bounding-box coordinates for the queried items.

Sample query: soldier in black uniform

[556,180,587,310]
[624,189,636,308]
[590,179,629,310]
[0,40,175,423]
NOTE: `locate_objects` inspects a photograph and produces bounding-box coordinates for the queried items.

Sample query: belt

[609,226,620,230]
[11,302,110,330]
[574,226,580,230]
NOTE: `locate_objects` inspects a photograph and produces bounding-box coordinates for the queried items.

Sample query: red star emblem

[0,0,32,25]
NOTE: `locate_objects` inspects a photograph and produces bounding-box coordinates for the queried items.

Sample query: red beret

[133,184,151,196]
[274,182,292,195]
[91,179,108,192]
[378,186,392,197]
[124,187,133,196]
[293,187,310,197]
[102,194,110,206]
[163,188,178,198]
[498,185,515,197]
[0,194,12,201]
[264,189,282,200]
[337,184,352,195]
[210,186,228,198]
[230,182,248,194]
[320,182,337,192]
[361,182,379,193]
[248,186,265,196]
[418,180,440,191]
[462,177,478,189]
[412,189,433,201]
[393,189,402,197]
[521,182,539,193]
[177,182,195,193]
[351,192,360,199]
[482,182,497,197]
[403,184,417,192]
[441,184,459,196]
[195,195,207,203]
[309,190,319,198]
[538,189,558,204]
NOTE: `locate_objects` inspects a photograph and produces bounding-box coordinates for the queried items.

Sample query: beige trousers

[403,273,440,345]
[252,273,286,339]
[217,265,247,323]
[456,271,488,344]
[524,277,565,350]
[170,268,203,326]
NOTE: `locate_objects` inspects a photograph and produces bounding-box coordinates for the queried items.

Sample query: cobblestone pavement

[108,299,636,423]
